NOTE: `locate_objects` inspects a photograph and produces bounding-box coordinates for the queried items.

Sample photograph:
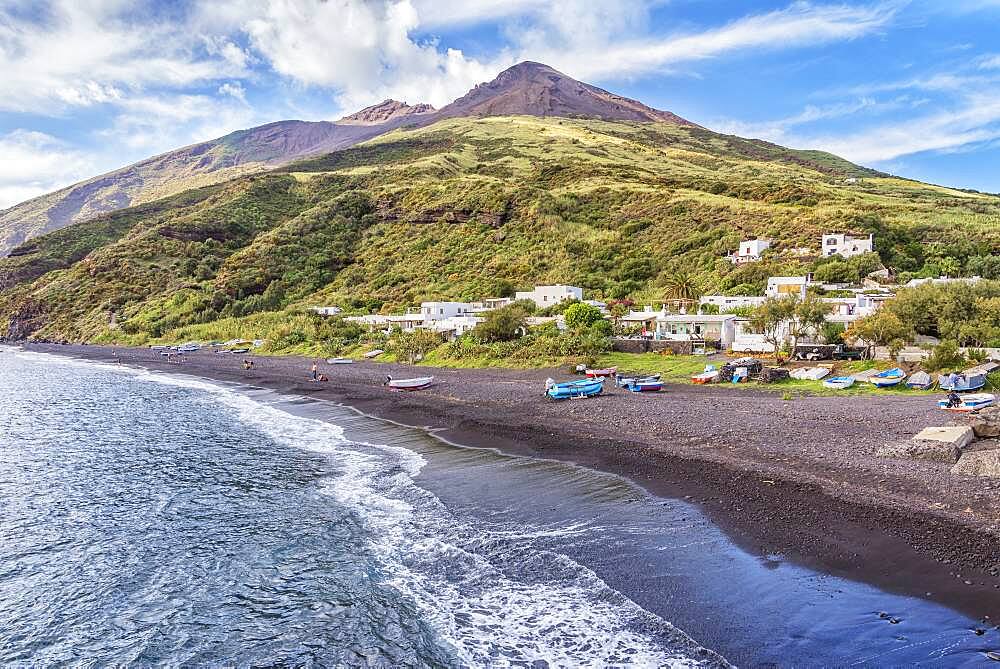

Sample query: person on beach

[946,390,962,409]
[310,362,318,381]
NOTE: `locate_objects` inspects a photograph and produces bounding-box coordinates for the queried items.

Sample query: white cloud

[804,92,1000,162]
[218,81,248,104]
[0,1,249,114]
[0,130,94,209]
[513,2,897,80]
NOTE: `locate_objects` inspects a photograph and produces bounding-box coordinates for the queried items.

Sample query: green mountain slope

[2,113,997,345]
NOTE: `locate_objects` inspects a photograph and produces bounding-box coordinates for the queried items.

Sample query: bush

[473,304,528,343]
[564,302,605,329]
[923,340,966,372]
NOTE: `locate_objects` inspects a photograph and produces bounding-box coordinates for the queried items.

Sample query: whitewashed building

[310,306,342,316]
[345,311,425,332]
[822,233,874,258]
[420,301,476,322]
[699,295,767,311]
[728,239,771,264]
[732,318,794,353]
[655,314,737,348]
[514,284,583,308]
[423,315,484,339]
[765,276,812,299]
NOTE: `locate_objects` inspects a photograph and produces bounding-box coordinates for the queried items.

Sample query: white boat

[326,357,353,364]
[822,376,855,390]
[691,365,719,384]
[364,349,384,359]
[790,367,830,381]
[385,376,433,391]
[938,393,995,412]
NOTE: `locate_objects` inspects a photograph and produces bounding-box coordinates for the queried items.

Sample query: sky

[2,0,1000,209]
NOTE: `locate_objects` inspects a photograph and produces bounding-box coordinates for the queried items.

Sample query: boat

[620,376,663,392]
[326,357,353,364]
[906,371,934,390]
[869,367,906,388]
[822,376,855,390]
[363,349,384,359]
[385,376,434,391]
[691,365,719,385]
[938,369,987,392]
[585,366,617,378]
[178,344,200,353]
[228,348,250,354]
[790,367,830,381]
[617,373,661,386]
[938,393,995,412]
[547,378,604,400]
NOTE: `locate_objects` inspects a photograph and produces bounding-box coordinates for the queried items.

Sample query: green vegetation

[2,115,999,360]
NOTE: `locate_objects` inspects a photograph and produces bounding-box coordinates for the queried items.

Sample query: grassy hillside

[1,115,998,346]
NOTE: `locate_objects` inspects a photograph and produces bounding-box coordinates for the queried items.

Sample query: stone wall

[611,339,693,355]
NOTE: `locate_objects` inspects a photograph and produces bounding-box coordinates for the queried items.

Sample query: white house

[728,239,771,264]
[310,306,342,316]
[822,233,874,258]
[765,276,812,299]
[469,297,514,313]
[420,301,476,322]
[655,314,737,348]
[620,306,663,336]
[345,311,425,332]
[423,315,484,339]
[514,284,584,308]
[699,295,767,311]
[731,317,794,353]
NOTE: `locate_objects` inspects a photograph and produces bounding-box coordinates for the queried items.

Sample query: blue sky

[2,0,1000,209]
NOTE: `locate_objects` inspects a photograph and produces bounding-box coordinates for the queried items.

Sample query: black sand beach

[26,343,1000,625]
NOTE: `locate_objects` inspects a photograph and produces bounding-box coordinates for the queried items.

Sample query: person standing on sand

[310,362,318,381]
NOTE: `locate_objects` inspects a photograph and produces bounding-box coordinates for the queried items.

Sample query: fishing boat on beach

[620,376,663,392]
[789,367,830,381]
[585,366,617,378]
[937,364,994,392]
[691,365,719,385]
[364,349,384,359]
[938,393,995,412]
[547,378,604,399]
[327,357,353,364]
[384,376,434,391]
[906,371,933,390]
[869,367,905,388]
[822,376,855,390]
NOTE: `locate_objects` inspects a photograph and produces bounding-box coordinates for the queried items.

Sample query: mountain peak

[339,99,436,126]
[437,60,697,126]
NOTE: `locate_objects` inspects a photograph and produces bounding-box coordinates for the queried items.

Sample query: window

[827,238,837,245]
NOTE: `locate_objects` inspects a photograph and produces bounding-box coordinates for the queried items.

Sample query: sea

[1,347,997,667]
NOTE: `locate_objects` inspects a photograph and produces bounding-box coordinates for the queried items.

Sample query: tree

[749,297,797,362]
[845,310,913,357]
[393,329,444,364]
[608,302,630,326]
[787,294,833,355]
[564,302,605,329]
[472,305,527,343]
[662,270,701,303]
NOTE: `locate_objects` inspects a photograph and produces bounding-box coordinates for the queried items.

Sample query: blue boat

[621,376,663,392]
[547,378,604,400]
[869,367,906,388]
[938,369,987,392]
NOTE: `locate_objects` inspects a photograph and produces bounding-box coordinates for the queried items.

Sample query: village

[313,231,995,365]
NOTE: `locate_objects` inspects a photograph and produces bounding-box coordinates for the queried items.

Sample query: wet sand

[25,343,1000,624]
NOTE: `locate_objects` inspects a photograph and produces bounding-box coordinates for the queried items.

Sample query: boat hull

[387,376,434,391]
[822,377,855,390]
[938,393,995,412]
[548,379,604,399]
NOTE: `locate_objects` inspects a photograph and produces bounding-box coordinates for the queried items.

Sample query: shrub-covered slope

[1,115,998,344]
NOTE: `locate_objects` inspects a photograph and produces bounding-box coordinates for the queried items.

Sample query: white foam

[15,349,718,667]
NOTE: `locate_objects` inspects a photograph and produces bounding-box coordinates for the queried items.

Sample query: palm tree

[662,270,701,304]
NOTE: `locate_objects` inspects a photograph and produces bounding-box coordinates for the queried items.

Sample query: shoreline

[22,343,1000,623]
